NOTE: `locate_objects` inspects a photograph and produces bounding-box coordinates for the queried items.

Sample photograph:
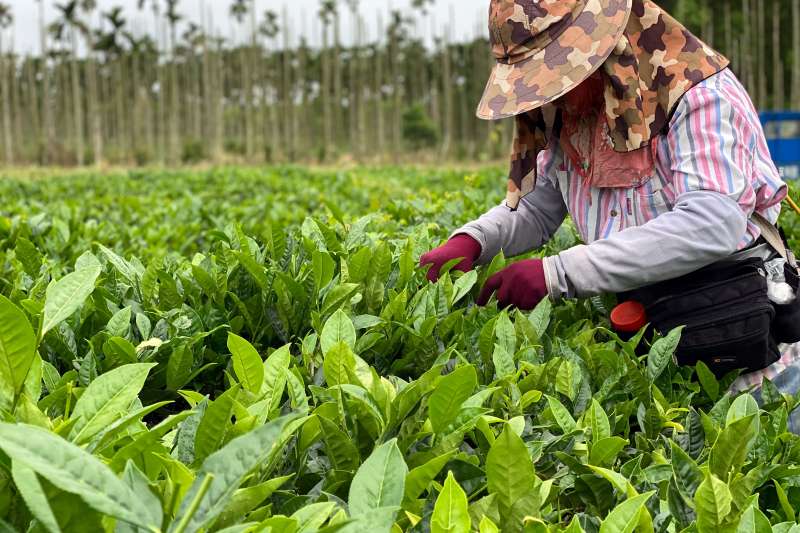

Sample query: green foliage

[0,167,797,532]
[402,103,440,151]
[181,139,207,164]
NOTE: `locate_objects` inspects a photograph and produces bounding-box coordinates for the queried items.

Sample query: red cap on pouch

[611,301,647,333]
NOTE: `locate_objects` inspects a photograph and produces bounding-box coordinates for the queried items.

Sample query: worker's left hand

[477,258,548,310]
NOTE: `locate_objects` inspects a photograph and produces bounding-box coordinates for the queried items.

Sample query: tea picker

[419,0,800,431]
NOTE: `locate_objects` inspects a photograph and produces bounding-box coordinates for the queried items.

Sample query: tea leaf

[709,414,758,479]
[492,343,515,379]
[486,424,540,530]
[11,462,62,533]
[42,265,102,337]
[323,342,356,387]
[171,415,299,533]
[195,385,240,462]
[527,299,552,340]
[695,473,732,531]
[646,327,682,380]
[0,295,37,396]
[0,423,157,529]
[451,270,477,306]
[68,363,156,444]
[429,366,477,434]
[431,471,470,533]
[696,361,720,400]
[737,504,773,533]
[321,309,357,355]
[599,491,655,533]
[585,399,611,443]
[546,395,577,434]
[404,451,456,502]
[227,333,264,394]
[670,441,703,498]
[348,439,407,517]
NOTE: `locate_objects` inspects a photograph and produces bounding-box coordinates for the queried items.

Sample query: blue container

[760,111,800,179]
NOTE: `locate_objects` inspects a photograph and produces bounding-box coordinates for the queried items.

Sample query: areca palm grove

[0,0,797,166]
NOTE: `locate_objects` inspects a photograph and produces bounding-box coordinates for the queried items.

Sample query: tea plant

[0,167,798,533]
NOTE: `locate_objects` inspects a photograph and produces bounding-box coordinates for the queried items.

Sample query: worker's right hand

[419,234,482,282]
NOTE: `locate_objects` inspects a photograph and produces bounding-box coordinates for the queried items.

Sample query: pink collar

[560,112,658,189]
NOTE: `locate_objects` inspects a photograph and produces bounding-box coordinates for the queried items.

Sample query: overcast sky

[4,0,488,54]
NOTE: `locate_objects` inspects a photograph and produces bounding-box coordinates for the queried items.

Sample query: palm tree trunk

[291,48,299,161]
[39,0,53,165]
[250,1,262,161]
[348,8,358,158]
[192,50,202,144]
[88,56,102,165]
[441,30,454,158]
[333,10,343,156]
[12,50,23,156]
[357,15,367,158]
[169,23,179,164]
[241,44,253,161]
[245,5,257,161]
[70,29,85,166]
[375,14,384,160]
[144,53,155,164]
[297,38,307,160]
[321,23,331,161]
[83,8,103,167]
[724,2,734,64]
[390,24,401,161]
[742,0,755,96]
[772,0,784,109]
[131,52,140,160]
[793,0,800,107]
[282,8,294,161]
[700,3,712,45]
[0,37,14,165]
[473,18,489,150]
[261,47,272,162]
[757,0,767,109]
[60,59,73,164]
[55,56,75,164]
[116,59,129,164]
[100,67,112,152]
[201,27,214,161]
[215,33,225,160]
[156,15,166,164]
[26,60,41,161]
[261,40,276,163]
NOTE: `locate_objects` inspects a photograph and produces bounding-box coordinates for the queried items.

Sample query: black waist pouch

[621,258,780,377]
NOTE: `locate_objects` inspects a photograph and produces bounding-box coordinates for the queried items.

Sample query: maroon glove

[419,234,482,282]
[477,259,548,310]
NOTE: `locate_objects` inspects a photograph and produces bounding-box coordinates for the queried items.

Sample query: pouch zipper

[654,301,774,332]
[646,272,767,314]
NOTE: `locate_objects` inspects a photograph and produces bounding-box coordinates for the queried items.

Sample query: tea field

[0,166,799,533]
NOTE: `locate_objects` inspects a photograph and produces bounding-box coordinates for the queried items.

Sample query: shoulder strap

[751,212,795,267]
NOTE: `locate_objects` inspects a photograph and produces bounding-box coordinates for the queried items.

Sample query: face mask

[557,73,604,117]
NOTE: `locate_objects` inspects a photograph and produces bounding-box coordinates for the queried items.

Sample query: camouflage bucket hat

[477,0,632,120]
[491,0,729,209]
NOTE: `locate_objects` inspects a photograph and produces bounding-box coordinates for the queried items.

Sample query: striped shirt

[538,68,785,247]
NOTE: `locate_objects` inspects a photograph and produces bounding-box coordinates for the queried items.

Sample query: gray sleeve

[452,176,568,265]
[544,190,749,298]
